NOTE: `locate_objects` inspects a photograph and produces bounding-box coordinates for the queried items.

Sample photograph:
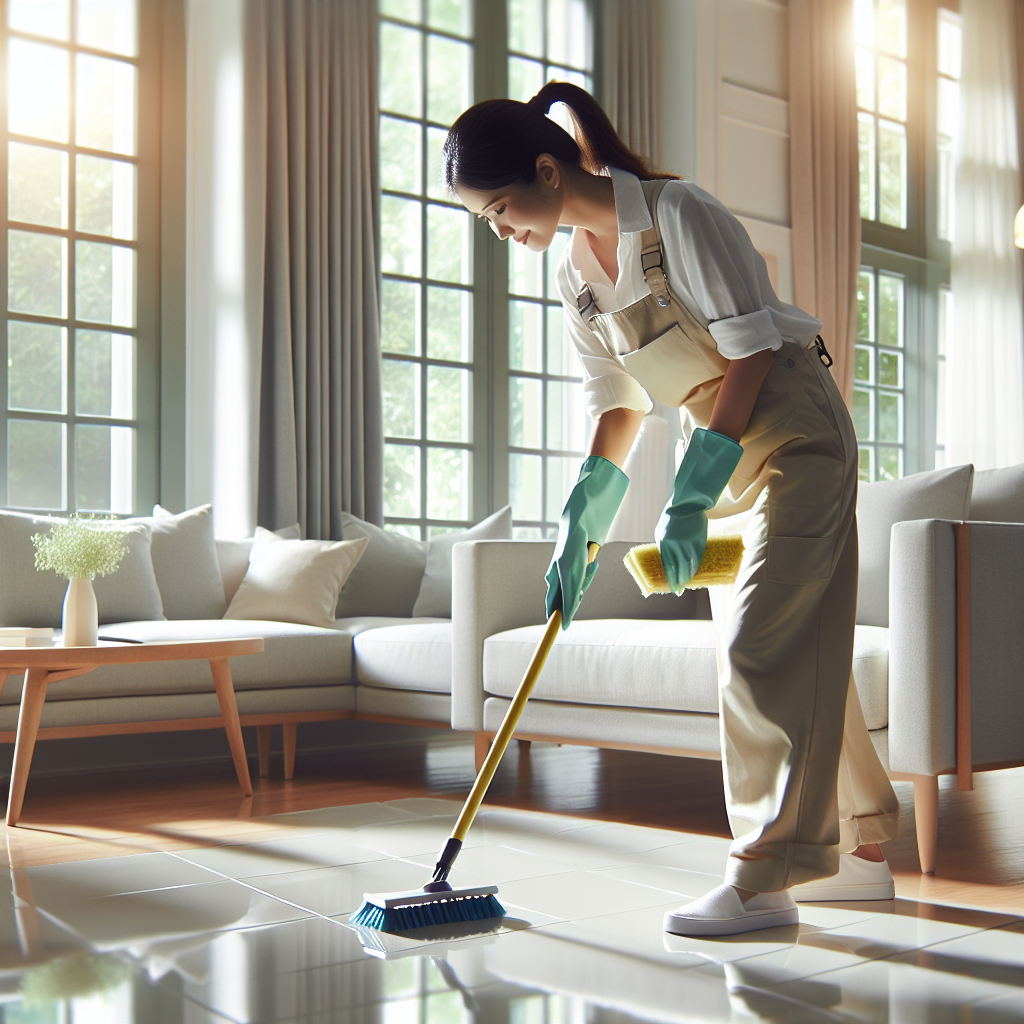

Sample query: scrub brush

[624,536,744,596]
[350,543,602,934]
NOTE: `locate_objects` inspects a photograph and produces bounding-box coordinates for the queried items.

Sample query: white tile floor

[3,797,1022,1022]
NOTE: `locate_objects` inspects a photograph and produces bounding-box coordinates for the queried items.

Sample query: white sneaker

[663,884,799,937]
[788,853,895,902]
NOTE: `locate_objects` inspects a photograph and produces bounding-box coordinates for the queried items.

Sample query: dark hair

[442,80,676,194]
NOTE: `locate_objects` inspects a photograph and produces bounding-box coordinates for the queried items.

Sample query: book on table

[0,628,55,648]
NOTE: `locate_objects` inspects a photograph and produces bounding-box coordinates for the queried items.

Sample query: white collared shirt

[555,168,823,419]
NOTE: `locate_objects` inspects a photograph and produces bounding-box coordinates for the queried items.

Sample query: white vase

[63,577,98,647]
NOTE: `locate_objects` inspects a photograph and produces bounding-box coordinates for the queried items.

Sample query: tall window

[936,9,961,241]
[379,0,474,540]
[2,0,145,514]
[506,0,592,539]
[378,0,593,538]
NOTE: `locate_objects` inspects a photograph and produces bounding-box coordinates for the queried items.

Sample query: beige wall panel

[718,117,790,226]
[718,0,789,99]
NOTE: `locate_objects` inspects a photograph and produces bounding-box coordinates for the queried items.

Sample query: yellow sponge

[623,536,745,596]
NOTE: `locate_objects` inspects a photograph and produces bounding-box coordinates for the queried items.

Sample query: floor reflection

[0,799,1020,1023]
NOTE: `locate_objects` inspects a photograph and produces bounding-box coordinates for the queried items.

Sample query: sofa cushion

[969,463,1024,523]
[353,622,452,693]
[0,619,352,705]
[335,514,427,618]
[0,511,165,627]
[852,624,889,731]
[215,524,301,605]
[225,530,369,628]
[484,619,719,713]
[856,464,974,627]
[335,615,450,635]
[412,506,513,618]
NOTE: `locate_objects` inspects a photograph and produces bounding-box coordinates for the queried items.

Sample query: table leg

[7,669,49,826]
[209,657,253,797]
[257,725,272,778]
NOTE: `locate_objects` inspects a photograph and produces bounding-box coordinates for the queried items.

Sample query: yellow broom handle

[451,543,599,842]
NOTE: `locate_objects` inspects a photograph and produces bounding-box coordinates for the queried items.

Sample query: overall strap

[639,178,673,308]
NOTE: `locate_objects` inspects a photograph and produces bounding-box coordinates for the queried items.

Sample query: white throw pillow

[335,514,428,618]
[0,512,165,627]
[119,504,226,620]
[215,524,302,605]
[856,464,974,627]
[225,528,368,628]
[412,506,513,618]
[969,463,1024,523]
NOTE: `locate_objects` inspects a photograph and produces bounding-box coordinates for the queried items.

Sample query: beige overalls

[576,179,901,891]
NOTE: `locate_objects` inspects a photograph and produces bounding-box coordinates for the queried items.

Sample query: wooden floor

[2,728,1022,915]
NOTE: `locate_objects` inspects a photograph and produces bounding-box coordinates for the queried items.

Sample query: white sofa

[452,464,1024,873]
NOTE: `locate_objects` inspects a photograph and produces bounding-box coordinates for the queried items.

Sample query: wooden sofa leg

[913,774,939,874]
[475,732,491,773]
[283,722,297,781]
[517,739,532,753]
[257,725,272,778]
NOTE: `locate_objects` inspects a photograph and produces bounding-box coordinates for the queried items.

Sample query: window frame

[0,0,161,516]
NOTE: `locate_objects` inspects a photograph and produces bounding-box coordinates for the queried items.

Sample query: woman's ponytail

[443,81,675,194]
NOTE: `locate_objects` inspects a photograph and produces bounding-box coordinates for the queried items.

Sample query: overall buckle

[814,334,834,368]
[641,247,671,308]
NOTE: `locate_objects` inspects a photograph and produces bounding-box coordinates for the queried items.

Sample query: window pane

[509,452,542,520]
[381,196,422,277]
[858,446,873,482]
[857,271,874,339]
[877,0,907,58]
[508,0,543,55]
[855,47,875,111]
[76,155,135,240]
[8,321,66,413]
[428,366,470,442]
[510,239,543,297]
[878,350,902,387]
[858,113,875,221]
[381,0,419,20]
[510,375,542,448]
[381,279,421,355]
[9,0,69,39]
[76,54,136,156]
[427,205,470,284]
[382,358,420,439]
[546,230,570,298]
[8,419,65,509]
[380,116,421,195]
[853,387,873,440]
[546,456,577,522]
[427,36,471,127]
[547,0,589,68]
[877,391,902,442]
[9,143,67,228]
[427,286,471,361]
[76,329,133,417]
[546,306,575,375]
[8,39,69,143]
[76,423,132,512]
[509,300,543,372]
[426,126,449,200]
[427,447,469,521]
[546,380,584,452]
[384,443,421,518]
[77,0,137,57]
[877,445,901,481]
[878,274,904,347]
[76,240,135,327]
[938,16,962,78]
[855,345,872,384]
[878,119,906,228]
[854,0,873,45]
[508,56,544,105]
[380,23,422,118]
[8,230,66,318]
[428,0,470,37]
[937,77,959,141]
[877,56,906,122]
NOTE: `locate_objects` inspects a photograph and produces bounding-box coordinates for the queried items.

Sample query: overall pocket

[620,324,723,407]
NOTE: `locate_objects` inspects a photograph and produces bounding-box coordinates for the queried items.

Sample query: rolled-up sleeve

[709,309,782,359]
[555,252,653,420]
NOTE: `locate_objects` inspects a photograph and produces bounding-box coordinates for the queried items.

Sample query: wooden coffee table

[0,637,264,825]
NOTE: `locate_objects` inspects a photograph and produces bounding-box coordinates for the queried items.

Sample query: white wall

[659,0,793,302]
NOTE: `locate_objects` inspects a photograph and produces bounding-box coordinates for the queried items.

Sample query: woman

[444,82,901,937]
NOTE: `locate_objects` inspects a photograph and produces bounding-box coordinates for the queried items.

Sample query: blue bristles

[350,893,505,933]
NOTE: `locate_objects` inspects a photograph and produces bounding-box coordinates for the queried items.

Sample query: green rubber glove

[545,455,629,629]
[657,428,743,594]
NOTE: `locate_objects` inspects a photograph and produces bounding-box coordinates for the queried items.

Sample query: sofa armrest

[888,519,1024,776]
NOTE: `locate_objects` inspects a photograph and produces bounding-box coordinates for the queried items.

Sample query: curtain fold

[788,0,861,407]
[948,0,1024,470]
[253,0,383,537]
